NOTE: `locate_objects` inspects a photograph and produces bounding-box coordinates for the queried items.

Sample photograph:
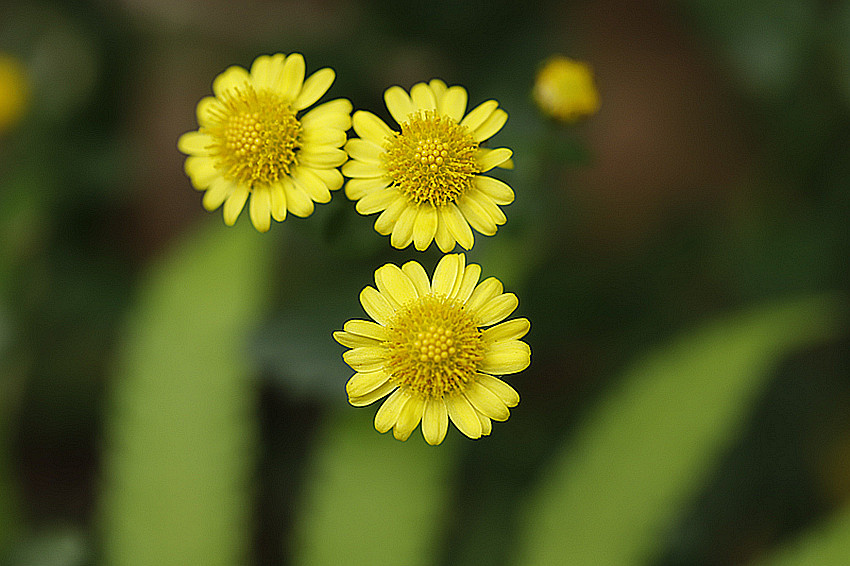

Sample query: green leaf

[515,293,845,566]
[751,504,850,566]
[292,409,456,566]
[99,220,272,566]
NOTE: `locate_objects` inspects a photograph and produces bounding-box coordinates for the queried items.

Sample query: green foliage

[291,409,456,566]
[754,505,850,566]
[99,220,272,566]
[514,293,845,566]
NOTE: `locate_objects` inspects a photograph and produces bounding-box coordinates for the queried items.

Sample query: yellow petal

[451,263,481,303]
[440,204,474,250]
[349,380,396,407]
[465,381,510,421]
[375,263,419,307]
[465,277,504,315]
[270,183,287,221]
[373,195,408,235]
[374,388,409,433]
[476,148,513,172]
[342,346,387,372]
[384,85,415,126]
[439,85,467,122]
[298,147,347,168]
[343,319,390,341]
[345,370,391,398]
[474,293,518,326]
[184,156,218,189]
[345,177,391,200]
[468,189,507,225]
[421,398,449,445]
[291,166,331,203]
[342,160,384,179]
[196,96,223,128]
[410,82,437,111]
[390,204,417,249]
[202,177,235,211]
[457,194,498,236]
[476,374,520,407]
[482,318,530,343]
[311,168,344,192]
[445,394,482,439]
[393,394,425,441]
[474,175,515,205]
[300,98,353,130]
[478,412,492,436]
[359,286,395,326]
[356,188,397,215]
[345,138,384,164]
[249,185,272,232]
[212,65,249,98]
[472,108,508,142]
[480,341,531,375]
[293,67,335,110]
[431,253,463,297]
[279,52,305,102]
[352,110,394,145]
[401,260,430,298]
[460,99,498,131]
[222,184,249,226]
[332,330,381,349]
[429,79,447,102]
[413,205,438,251]
[434,212,456,253]
[282,178,315,217]
[250,53,285,91]
[177,131,213,156]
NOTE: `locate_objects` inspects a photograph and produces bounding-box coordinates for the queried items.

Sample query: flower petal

[478,412,493,436]
[300,98,353,130]
[434,212,456,252]
[393,394,425,441]
[185,156,218,189]
[332,331,381,348]
[212,65,249,98]
[413,205,438,251]
[342,160,384,179]
[270,183,287,221]
[177,131,213,156]
[222,184,249,226]
[460,99,498,131]
[345,138,384,164]
[451,263,481,303]
[476,148,513,172]
[345,370,391,398]
[342,346,387,372]
[465,380,510,421]
[196,96,223,128]
[465,277,504,316]
[293,67,335,110]
[477,374,520,407]
[430,253,462,297]
[480,341,531,375]
[384,85,415,126]
[374,194,408,235]
[345,177,391,200]
[349,380,396,407]
[311,168,344,191]
[401,261,430,297]
[298,147,347,168]
[468,189,507,225]
[202,177,235,211]
[356,188,397,215]
[474,293,518,326]
[457,194,497,236]
[249,185,272,232]
[474,175,515,205]
[375,263,419,307]
[440,85,468,122]
[374,388,409,433]
[440,204,474,250]
[352,110,395,145]
[250,53,285,90]
[343,319,390,341]
[279,52,305,102]
[359,286,395,326]
[482,318,530,343]
[292,166,331,203]
[429,79,447,102]
[410,82,437,111]
[422,398,449,445]
[282,178,315,217]
[390,204,417,249]
[472,108,508,142]
[445,393,482,439]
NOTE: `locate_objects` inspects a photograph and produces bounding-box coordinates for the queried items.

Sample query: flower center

[382,110,480,207]
[206,86,302,187]
[384,294,485,398]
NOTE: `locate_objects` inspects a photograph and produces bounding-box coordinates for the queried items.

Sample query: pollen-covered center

[382,110,480,207]
[384,294,485,398]
[207,86,302,186]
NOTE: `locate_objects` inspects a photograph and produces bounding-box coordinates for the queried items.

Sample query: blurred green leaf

[99,220,272,566]
[752,504,850,566]
[292,409,456,566]
[515,293,845,566]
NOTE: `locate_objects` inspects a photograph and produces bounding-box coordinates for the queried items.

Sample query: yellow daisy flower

[178,53,352,232]
[334,253,530,445]
[532,55,600,123]
[342,80,515,252]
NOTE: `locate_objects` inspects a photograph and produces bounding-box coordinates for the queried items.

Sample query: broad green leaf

[99,220,271,566]
[751,503,850,566]
[292,409,456,566]
[515,293,845,566]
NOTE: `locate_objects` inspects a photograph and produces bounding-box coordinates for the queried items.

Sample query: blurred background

[1,0,849,564]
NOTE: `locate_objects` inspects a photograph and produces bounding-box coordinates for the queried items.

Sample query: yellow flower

[0,53,30,134]
[532,55,600,122]
[342,80,515,252]
[178,53,352,232]
[334,253,530,445]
